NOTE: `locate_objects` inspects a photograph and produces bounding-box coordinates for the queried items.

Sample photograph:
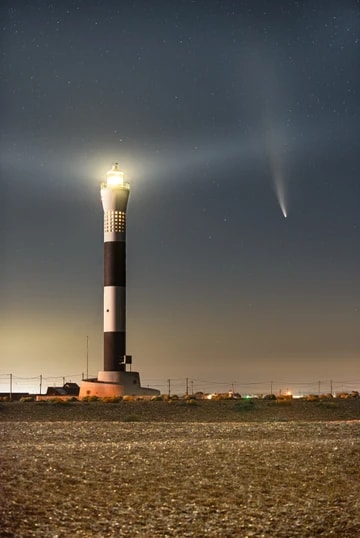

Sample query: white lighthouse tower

[79,164,159,398]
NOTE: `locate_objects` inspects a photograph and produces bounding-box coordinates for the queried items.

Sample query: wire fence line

[0,373,359,397]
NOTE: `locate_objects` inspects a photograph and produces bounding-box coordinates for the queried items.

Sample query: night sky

[1,0,359,395]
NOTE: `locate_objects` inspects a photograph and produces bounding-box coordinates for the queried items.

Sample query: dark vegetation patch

[0,398,359,423]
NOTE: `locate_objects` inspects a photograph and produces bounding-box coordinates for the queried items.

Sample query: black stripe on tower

[104,332,126,371]
[104,242,126,286]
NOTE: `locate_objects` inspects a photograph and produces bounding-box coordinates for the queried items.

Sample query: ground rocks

[0,401,359,537]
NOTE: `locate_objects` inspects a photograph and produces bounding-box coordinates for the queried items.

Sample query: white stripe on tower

[100,163,130,372]
[104,286,125,332]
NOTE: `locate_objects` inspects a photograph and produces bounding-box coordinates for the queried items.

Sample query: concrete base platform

[79,371,160,399]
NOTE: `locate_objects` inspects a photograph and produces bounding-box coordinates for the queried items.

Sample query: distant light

[106,162,124,186]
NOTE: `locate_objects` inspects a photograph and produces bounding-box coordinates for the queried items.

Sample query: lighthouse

[79,164,159,398]
[101,163,129,372]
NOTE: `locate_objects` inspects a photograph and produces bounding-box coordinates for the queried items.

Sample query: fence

[0,373,359,398]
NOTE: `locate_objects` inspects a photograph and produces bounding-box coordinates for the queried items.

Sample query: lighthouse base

[79,371,160,399]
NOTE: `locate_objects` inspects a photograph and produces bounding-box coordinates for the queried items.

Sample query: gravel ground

[1,412,360,537]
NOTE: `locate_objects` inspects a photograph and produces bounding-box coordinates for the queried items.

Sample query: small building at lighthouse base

[79,371,160,399]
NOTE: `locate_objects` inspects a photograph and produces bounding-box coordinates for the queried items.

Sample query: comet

[269,148,288,219]
[274,174,287,218]
[265,125,288,219]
